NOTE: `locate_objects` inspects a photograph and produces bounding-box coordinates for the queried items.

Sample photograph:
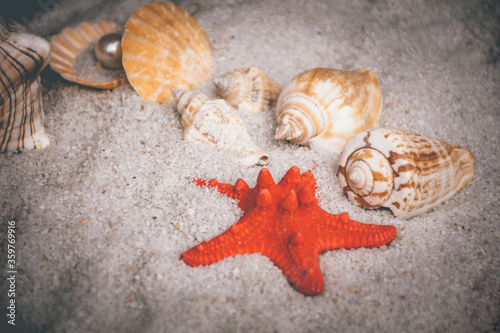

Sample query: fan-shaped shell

[122,2,213,103]
[49,21,127,89]
[172,88,269,167]
[275,67,382,153]
[0,17,50,153]
[337,127,474,219]
[212,67,281,113]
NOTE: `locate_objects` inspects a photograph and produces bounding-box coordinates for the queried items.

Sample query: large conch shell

[212,67,281,113]
[0,16,50,153]
[122,2,213,103]
[275,67,382,153]
[337,127,474,219]
[172,89,270,167]
[49,21,127,89]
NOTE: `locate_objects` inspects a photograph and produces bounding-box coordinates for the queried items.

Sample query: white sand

[1,0,499,332]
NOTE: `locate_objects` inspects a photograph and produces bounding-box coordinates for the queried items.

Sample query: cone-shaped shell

[172,88,269,167]
[212,67,281,113]
[49,21,127,89]
[0,17,50,153]
[337,127,474,219]
[122,2,212,103]
[275,67,382,153]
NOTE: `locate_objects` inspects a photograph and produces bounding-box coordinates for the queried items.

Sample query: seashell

[212,67,281,113]
[49,21,127,89]
[172,88,269,167]
[274,67,382,153]
[122,2,213,103]
[337,127,474,219]
[0,16,51,153]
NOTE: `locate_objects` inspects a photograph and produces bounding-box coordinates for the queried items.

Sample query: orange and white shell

[212,67,281,113]
[122,2,212,103]
[0,17,50,153]
[275,67,382,153]
[337,127,474,219]
[49,21,127,89]
[172,89,269,167]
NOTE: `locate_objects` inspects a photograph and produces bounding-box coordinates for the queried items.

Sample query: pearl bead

[94,33,123,69]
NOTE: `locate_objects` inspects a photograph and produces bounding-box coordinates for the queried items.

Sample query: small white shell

[212,67,281,113]
[0,17,50,153]
[337,127,474,219]
[275,67,382,153]
[172,88,270,167]
[49,21,127,89]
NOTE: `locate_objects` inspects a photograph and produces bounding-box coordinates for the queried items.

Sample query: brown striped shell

[275,67,382,153]
[0,17,50,153]
[337,127,474,219]
[49,21,127,89]
[122,2,213,103]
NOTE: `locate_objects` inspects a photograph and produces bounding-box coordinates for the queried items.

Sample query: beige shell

[0,17,50,153]
[337,127,474,219]
[49,21,127,89]
[122,2,213,103]
[275,67,382,153]
[212,67,281,113]
[172,88,269,167]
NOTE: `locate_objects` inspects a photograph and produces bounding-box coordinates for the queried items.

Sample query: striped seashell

[212,67,281,113]
[0,16,50,153]
[337,127,474,219]
[122,2,213,103]
[172,88,270,167]
[49,21,127,89]
[275,67,382,153]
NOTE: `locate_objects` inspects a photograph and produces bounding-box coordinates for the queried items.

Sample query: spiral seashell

[212,67,281,113]
[122,2,213,103]
[172,88,270,167]
[275,67,382,153]
[0,16,50,153]
[337,127,474,219]
[49,21,127,89]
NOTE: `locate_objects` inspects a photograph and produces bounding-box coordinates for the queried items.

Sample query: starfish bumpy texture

[181,167,397,295]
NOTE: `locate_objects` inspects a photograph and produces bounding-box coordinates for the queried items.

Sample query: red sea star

[181,167,397,295]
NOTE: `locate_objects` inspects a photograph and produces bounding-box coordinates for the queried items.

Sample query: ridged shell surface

[49,21,127,89]
[172,89,269,167]
[0,17,50,153]
[275,67,382,153]
[122,2,213,103]
[212,67,281,113]
[337,127,474,219]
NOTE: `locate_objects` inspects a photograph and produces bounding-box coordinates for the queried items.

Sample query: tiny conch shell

[172,88,270,167]
[212,67,281,113]
[337,127,474,219]
[1,16,50,153]
[275,67,382,153]
[122,2,213,103]
[49,21,127,89]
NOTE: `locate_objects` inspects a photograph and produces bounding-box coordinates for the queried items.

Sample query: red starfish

[181,167,397,296]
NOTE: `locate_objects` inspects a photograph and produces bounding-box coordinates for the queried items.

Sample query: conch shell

[49,21,127,89]
[337,127,474,219]
[275,67,382,153]
[0,16,50,153]
[172,89,270,167]
[122,2,213,103]
[212,67,281,113]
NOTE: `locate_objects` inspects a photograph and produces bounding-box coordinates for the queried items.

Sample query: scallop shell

[0,17,50,153]
[275,67,382,153]
[172,88,270,167]
[212,67,281,113]
[337,127,474,219]
[122,2,213,103]
[49,21,127,89]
